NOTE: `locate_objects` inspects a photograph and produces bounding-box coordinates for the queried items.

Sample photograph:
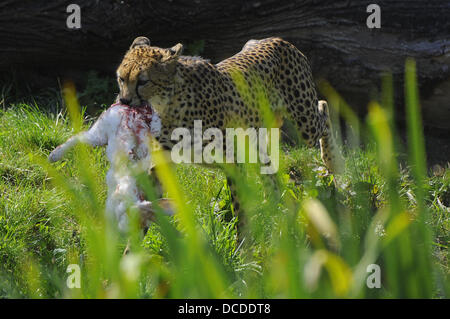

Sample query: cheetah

[116,36,341,231]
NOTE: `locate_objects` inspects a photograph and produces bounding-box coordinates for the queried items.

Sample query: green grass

[0,61,449,298]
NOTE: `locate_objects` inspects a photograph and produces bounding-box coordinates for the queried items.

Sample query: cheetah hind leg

[318,100,344,174]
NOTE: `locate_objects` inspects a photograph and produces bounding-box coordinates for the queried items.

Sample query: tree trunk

[0,0,449,129]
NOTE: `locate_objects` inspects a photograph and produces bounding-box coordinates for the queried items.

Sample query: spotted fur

[116,36,340,172]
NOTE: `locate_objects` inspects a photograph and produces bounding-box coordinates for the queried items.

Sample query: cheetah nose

[120,98,131,105]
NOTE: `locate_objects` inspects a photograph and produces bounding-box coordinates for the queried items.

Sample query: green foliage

[0,60,448,298]
[77,71,117,113]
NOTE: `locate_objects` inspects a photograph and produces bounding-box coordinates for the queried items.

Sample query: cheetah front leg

[225,175,246,245]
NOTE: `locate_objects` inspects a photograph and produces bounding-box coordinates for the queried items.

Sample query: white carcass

[49,103,173,231]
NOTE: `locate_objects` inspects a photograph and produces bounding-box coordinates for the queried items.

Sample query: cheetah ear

[130,36,151,49]
[162,43,183,62]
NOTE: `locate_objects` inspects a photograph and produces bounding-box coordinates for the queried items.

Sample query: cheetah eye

[118,77,125,83]
[137,79,149,86]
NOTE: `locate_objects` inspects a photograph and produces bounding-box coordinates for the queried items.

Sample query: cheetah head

[116,36,183,107]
